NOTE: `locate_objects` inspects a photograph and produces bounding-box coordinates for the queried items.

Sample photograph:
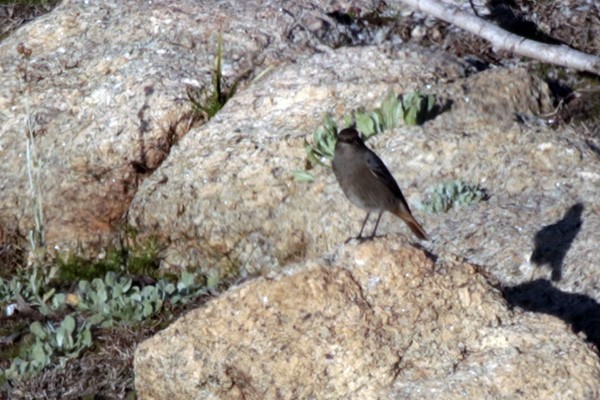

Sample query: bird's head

[336,128,365,146]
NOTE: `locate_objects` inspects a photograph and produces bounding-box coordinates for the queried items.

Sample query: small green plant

[297,91,437,182]
[379,90,404,130]
[292,169,318,182]
[3,268,209,382]
[418,180,488,213]
[401,91,437,125]
[1,232,211,383]
[187,32,241,121]
[0,267,63,314]
[26,267,60,316]
[71,270,205,327]
[355,91,437,136]
[0,267,60,314]
[5,315,93,380]
[75,272,163,325]
[0,275,30,305]
[294,115,338,182]
[353,109,383,139]
[304,114,338,167]
[155,271,208,305]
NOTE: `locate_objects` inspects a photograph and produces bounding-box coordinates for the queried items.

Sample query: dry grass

[0,1,61,41]
[7,326,143,399]
[3,296,210,399]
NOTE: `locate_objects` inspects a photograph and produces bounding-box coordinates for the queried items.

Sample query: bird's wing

[365,150,412,210]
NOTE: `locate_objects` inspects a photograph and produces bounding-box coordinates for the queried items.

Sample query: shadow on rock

[530,203,583,282]
[503,279,600,352]
[486,0,564,45]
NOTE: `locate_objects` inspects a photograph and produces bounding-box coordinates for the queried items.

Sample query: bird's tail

[393,209,428,240]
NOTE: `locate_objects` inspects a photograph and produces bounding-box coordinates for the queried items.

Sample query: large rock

[3,0,597,313]
[127,44,469,273]
[3,2,600,396]
[128,41,600,314]
[134,238,600,399]
[0,0,373,251]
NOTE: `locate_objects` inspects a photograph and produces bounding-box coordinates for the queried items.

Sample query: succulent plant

[298,90,437,182]
[305,114,338,166]
[5,315,93,380]
[3,267,209,381]
[419,180,489,213]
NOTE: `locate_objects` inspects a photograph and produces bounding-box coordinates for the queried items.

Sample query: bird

[332,127,427,241]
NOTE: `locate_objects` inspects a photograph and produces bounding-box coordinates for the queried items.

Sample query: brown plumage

[332,128,427,241]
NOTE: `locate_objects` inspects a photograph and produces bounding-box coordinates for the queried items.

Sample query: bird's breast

[333,149,394,212]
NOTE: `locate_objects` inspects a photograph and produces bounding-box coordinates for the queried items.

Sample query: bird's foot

[345,236,357,244]
[345,235,375,244]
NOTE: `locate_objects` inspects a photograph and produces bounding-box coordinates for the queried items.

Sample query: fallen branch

[398,0,600,75]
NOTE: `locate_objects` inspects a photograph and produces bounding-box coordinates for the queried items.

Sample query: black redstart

[332,127,427,241]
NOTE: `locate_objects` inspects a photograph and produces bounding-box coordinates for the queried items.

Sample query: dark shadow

[419,98,453,126]
[530,203,583,282]
[503,279,600,352]
[327,10,355,25]
[545,79,573,105]
[463,55,489,72]
[557,89,600,126]
[586,140,600,159]
[412,242,438,264]
[486,0,564,45]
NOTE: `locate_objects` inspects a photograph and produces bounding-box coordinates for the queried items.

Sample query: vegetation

[297,91,438,182]
[1,24,236,398]
[0,235,219,397]
[418,180,489,213]
[186,32,242,123]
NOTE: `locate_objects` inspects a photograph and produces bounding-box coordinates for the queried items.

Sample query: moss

[124,238,161,278]
[56,253,122,285]
[54,235,163,287]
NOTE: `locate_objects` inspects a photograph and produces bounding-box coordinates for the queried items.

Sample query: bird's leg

[346,212,370,243]
[357,212,371,238]
[369,211,384,239]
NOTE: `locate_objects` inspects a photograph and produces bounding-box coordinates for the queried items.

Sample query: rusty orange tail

[393,209,428,240]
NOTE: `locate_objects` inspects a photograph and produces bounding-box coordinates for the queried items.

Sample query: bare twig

[398,0,600,75]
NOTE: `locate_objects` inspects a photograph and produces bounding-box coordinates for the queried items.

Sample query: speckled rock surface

[127,44,468,273]
[0,0,375,250]
[3,1,600,396]
[134,239,600,399]
[128,44,600,339]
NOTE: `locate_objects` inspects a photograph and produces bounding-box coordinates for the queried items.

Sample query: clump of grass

[186,32,242,122]
[24,99,46,264]
[296,90,438,182]
[418,180,489,213]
